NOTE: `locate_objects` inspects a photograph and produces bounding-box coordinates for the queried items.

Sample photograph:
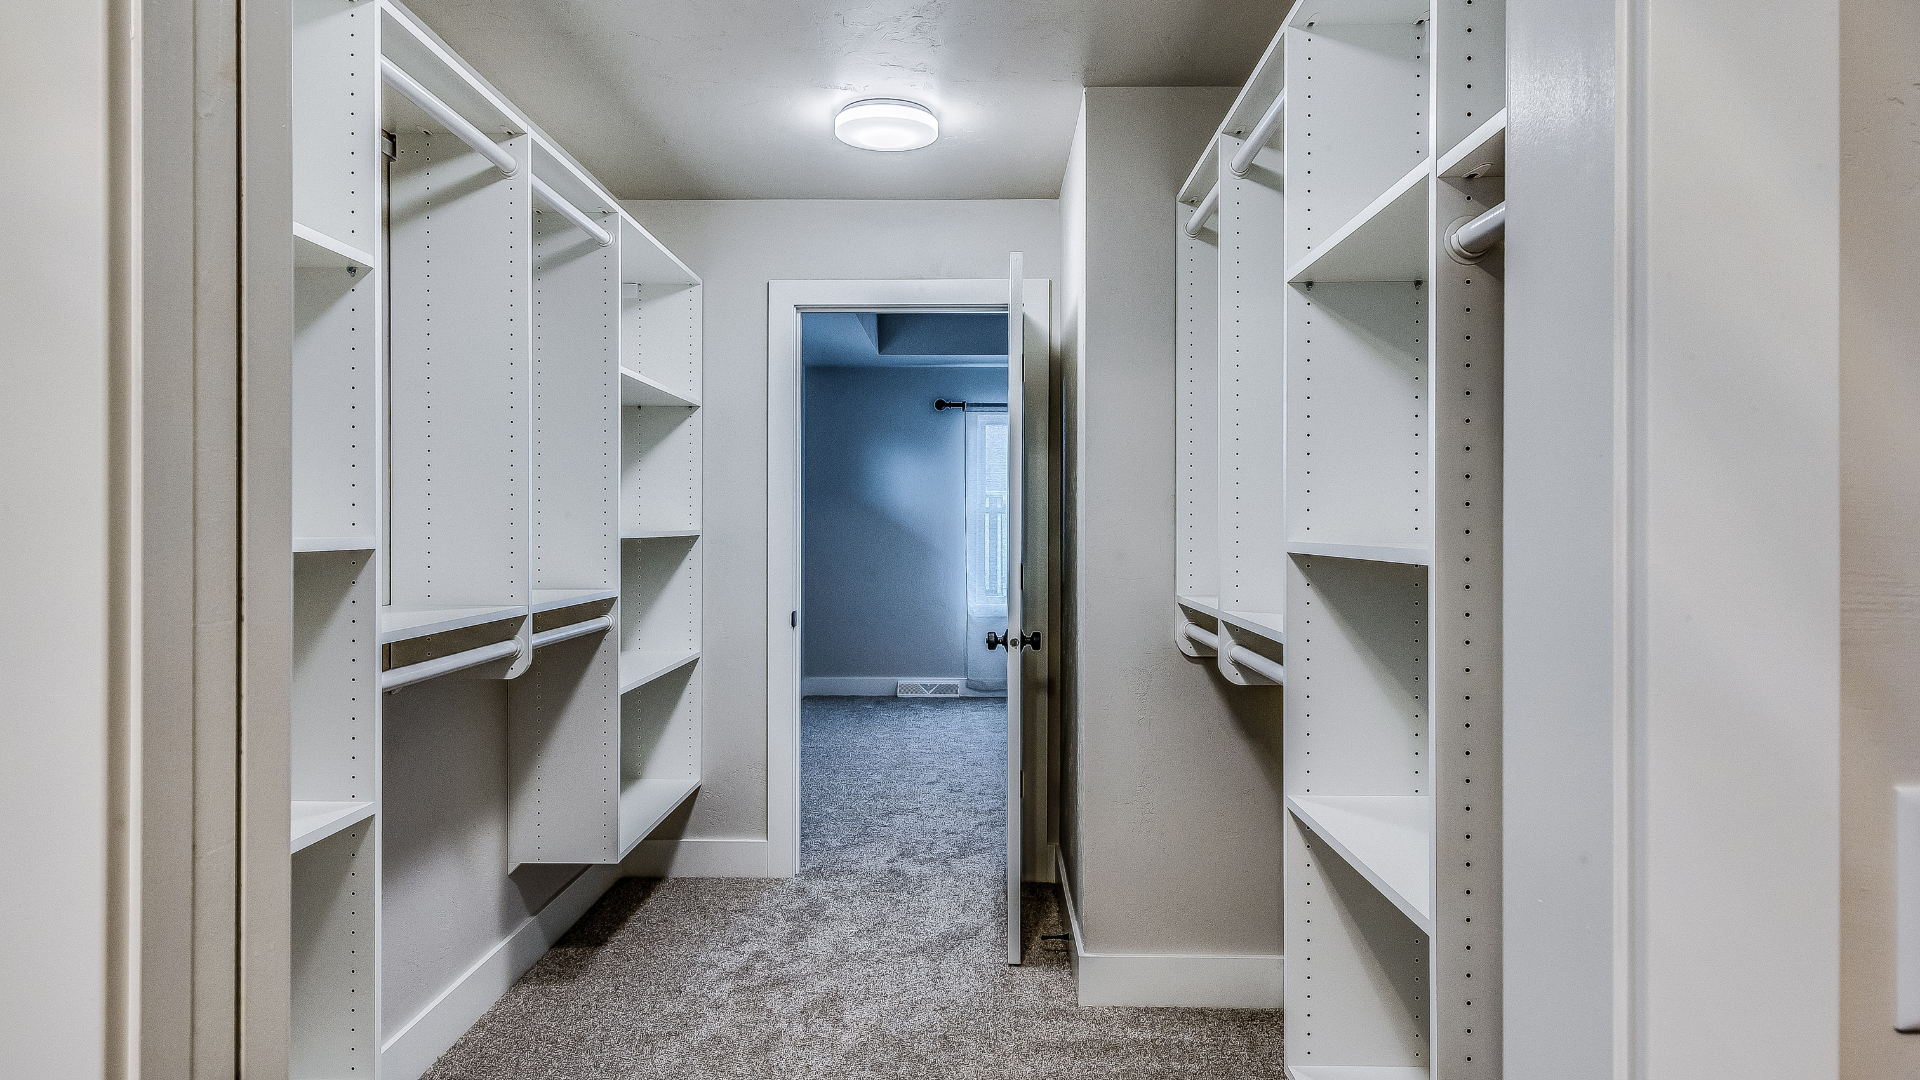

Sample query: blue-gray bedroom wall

[802,362,1005,692]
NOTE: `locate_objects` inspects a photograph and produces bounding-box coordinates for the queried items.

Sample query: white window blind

[964,407,1009,690]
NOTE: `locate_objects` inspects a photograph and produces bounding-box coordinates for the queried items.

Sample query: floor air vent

[897,680,963,698]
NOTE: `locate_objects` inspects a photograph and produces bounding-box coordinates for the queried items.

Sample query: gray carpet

[421,696,1284,1079]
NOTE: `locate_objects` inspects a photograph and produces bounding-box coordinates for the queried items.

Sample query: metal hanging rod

[934,399,1007,411]
[1183,183,1221,239]
[381,637,521,692]
[1228,643,1286,684]
[1228,90,1286,178]
[380,57,610,247]
[531,615,613,650]
[380,56,519,177]
[1182,621,1286,684]
[532,175,613,247]
[1447,200,1506,262]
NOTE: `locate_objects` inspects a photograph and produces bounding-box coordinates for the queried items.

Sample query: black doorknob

[986,631,1006,651]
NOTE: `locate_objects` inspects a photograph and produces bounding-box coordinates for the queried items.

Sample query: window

[964,407,1008,690]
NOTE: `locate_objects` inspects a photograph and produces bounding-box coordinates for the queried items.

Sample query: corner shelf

[617,777,700,858]
[1287,795,1434,934]
[619,649,699,695]
[620,367,700,408]
[293,536,378,553]
[1287,161,1431,283]
[293,221,375,271]
[378,604,527,645]
[1287,541,1433,567]
[1438,109,1506,180]
[291,800,375,854]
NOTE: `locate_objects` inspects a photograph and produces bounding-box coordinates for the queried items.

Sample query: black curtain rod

[933,399,1007,411]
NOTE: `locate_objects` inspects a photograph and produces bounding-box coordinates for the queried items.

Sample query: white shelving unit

[1175,3,1505,1077]
[613,211,704,857]
[288,0,704,1072]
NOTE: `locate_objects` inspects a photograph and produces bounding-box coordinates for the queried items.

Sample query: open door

[1003,251,1027,965]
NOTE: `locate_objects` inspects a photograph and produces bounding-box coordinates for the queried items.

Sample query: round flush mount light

[835,98,939,152]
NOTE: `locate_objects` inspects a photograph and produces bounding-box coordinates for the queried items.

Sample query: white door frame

[765,278,1047,877]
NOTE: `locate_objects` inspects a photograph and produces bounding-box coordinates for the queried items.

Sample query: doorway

[799,311,1009,699]
[766,274,1050,965]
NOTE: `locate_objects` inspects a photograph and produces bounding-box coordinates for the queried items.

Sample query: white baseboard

[380,862,624,1080]
[1053,849,1284,1009]
[801,676,1004,698]
[620,836,784,878]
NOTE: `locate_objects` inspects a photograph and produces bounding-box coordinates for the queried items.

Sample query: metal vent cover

[896,680,962,698]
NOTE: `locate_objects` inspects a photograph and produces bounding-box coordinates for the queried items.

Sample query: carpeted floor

[420,696,1285,1079]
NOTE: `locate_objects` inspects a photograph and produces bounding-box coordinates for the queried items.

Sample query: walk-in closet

[7,0,1878,1076]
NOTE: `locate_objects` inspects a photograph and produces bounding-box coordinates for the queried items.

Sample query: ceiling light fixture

[834,98,939,152]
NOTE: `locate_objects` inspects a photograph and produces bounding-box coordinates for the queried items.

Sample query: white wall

[0,5,116,1076]
[379,683,584,1041]
[618,199,1060,863]
[1056,87,1287,967]
[1637,0,1840,1069]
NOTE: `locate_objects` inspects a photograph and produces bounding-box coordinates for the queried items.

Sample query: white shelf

[377,604,527,645]
[1176,594,1222,617]
[621,529,700,540]
[1176,595,1285,644]
[530,588,617,614]
[1288,795,1434,934]
[1218,29,1287,141]
[620,367,700,408]
[1438,109,1507,180]
[619,649,700,695]
[1290,1060,1428,1068]
[619,216,703,289]
[1291,0,1431,23]
[1179,134,1221,207]
[291,801,374,854]
[293,222,375,271]
[1287,161,1430,283]
[293,536,378,553]
[617,777,700,857]
[1287,541,1433,567]
[1222,609,1284,644]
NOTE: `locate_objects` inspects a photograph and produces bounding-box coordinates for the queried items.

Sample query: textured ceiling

[397,0,1286,200]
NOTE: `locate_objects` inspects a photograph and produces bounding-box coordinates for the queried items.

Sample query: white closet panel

[1174,0,1506,1073]
[287,0,705,1067]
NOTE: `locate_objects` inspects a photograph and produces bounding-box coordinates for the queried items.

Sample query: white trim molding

[766,278,1044,880]
[801,676,1004,698]
[1054,850,1283,1009]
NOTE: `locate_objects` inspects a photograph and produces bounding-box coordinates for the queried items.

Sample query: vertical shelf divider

[291,1,381,1075]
